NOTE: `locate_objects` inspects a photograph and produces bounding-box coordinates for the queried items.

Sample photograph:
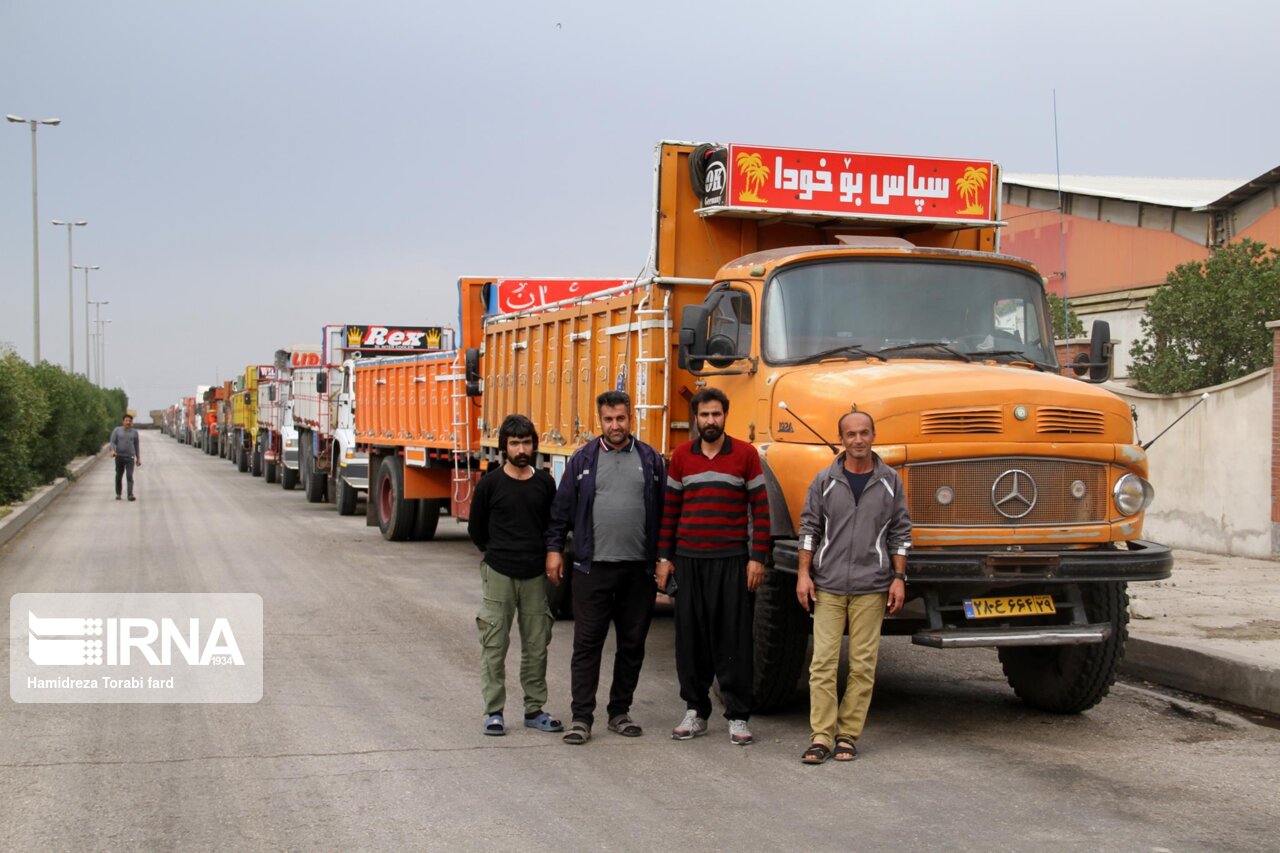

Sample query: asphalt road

[1,437,1278,852]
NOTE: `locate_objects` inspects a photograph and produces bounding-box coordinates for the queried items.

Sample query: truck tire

[303,441,326,503]
[333,470,358,516]
[251,447,263,477]
[411,498,443,540]
[281,464,298,491]
[376,458,414,541]
[752,564,811,713]
[237,440,249,473]
[265,458,277,484]
[998,581,1129,714]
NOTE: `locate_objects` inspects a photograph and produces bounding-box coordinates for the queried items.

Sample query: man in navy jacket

[546,390,665,745]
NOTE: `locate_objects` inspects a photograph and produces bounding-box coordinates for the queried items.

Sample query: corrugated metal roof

[1005,173,1245,209]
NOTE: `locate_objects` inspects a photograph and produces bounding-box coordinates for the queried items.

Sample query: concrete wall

[1106,369,1273,557]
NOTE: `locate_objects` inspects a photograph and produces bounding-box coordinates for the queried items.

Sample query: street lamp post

[74,264,100,381]
[52,219,87,372]
[6,114,62,363]
[99,319,113,387]
[90,301,108,385]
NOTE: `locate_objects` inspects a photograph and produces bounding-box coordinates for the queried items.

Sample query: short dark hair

[690,387,729,417]
[836,409,875,437]
[596,389,631,412]
[498,413,538,456]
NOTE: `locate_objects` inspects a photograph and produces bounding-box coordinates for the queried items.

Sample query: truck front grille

[920,407,1002,434]
[906,457,1108,527]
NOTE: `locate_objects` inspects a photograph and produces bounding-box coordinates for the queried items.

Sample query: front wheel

[281,463,298,491]
[333,469,358,515]
[251,447,263,477]
[264,458,277,484]
[752,560,811,713]
[998,582,1129,714]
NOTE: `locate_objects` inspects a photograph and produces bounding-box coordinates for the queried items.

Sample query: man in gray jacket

[109,413,143,501]
[795,410,910,764]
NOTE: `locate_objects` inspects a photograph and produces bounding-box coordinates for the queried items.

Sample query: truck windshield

[762,258,1057,368]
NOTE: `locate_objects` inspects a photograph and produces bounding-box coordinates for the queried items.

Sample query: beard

[507,452,532,468]
[698,423,723,443]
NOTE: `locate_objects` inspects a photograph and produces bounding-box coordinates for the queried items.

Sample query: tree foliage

[1046,293,1085,341]
[1129,240,1280,394]
[0,348,129,504]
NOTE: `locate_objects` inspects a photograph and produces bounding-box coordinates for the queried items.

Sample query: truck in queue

[229,366,272,475]
[179,396,197,445]
[258,345,320,489]
[201,384,225,455]
[358,141,1172,715]
[291,325,447,510]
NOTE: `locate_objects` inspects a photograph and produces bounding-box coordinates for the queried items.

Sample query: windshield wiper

[877,341,972,362]
[800,344,885,363]
[964,350,1051,371]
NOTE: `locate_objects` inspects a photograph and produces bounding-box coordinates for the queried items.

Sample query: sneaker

[729,719,753,746]
[115,495,121,501]
[671,709,707,740]
[127,495,136,502]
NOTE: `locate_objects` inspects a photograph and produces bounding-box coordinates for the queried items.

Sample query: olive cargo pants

[809,590,887,746]
[476,562,554,717]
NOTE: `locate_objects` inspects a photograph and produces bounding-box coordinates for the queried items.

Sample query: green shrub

[0,348,49,503]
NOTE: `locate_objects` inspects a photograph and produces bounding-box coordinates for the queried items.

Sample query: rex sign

[343,325,444,351]
[697,143,998,225]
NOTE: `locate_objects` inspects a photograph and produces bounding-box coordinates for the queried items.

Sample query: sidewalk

[1123,548,1280,716]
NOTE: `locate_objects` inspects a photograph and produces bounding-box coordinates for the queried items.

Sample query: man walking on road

[656,388,769,746]
[109,413,142,501]
[546,390,665,746]
[467,414,563,737]
[795,410,911,765]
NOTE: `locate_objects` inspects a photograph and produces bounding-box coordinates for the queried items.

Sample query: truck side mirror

[1089,320,1112,383]
[316,372,328,394]
[678,304,710,371]
[465,347,482,397]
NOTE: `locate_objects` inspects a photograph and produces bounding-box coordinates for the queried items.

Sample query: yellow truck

[367,141,1172,713]
[229,365,272,475]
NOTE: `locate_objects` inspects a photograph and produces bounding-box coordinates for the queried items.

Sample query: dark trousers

[569,560,655,727]
[114,457,135,497]
[674,555,754,721]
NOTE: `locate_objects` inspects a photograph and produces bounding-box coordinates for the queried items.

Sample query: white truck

[258,344,321,487]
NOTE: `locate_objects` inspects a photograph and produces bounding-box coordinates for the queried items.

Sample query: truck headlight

[1113,473,1154,516]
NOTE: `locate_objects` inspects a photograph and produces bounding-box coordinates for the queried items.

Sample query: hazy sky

[4,0,1277,415]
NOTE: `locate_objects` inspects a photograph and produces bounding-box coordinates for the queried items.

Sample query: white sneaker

[729,719,753,745]
[672,709,707,740]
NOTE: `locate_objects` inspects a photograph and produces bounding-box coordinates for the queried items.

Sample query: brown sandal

[833,737,858,761]
[801,742,831,765]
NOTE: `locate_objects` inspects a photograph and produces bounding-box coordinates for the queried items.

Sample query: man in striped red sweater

[656,387,769,746]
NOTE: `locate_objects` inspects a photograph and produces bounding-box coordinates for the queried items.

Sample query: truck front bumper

[771,539,1172,650]
[283,449,299,470]
[339,461,369,491]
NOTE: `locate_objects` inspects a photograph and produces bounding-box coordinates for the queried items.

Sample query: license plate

[963,595,1057,619]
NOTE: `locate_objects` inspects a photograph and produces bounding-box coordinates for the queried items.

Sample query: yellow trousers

[808,590,887,746]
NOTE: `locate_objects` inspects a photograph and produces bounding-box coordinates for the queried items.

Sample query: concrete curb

[1121,636,1280,717]
[0,448,107,551]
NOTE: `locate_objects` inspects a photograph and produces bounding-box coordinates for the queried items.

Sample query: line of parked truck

[162,139,1173,716]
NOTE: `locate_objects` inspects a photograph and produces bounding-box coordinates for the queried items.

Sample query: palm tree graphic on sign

[956,166,989,215]
[736,151,770,203]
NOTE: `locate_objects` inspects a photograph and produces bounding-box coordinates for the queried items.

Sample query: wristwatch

[892,571,907,582]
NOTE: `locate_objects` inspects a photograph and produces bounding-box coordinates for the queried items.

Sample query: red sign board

[714,144,997,224]
[290,350,322,368]
[493,279,634,315]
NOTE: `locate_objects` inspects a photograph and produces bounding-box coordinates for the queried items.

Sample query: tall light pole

[74,264,100,380]
[6,114,62,363]
[90,301,108,385]
[99,319,113,387]
[52,219,87,371]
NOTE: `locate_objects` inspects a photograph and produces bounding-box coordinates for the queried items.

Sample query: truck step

[911,623,1112,649]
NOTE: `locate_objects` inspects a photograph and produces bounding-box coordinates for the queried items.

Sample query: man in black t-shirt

[468,414,563,737]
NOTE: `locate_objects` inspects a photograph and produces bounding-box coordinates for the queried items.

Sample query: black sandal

[801,742,831,765]
[833,737,858,761]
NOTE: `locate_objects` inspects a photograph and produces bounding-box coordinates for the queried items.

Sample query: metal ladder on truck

[448,350,475,505]
[631,287,672,455]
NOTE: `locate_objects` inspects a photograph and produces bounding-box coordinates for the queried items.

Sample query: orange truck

[356,140,1172,714]
[200,384,225,455]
